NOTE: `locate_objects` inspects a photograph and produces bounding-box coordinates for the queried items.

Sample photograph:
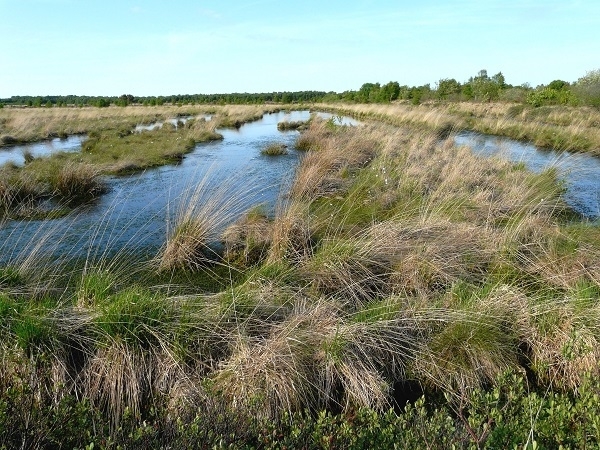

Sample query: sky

[0,0,599,97]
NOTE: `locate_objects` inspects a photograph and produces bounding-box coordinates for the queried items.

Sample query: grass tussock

[159,172,260,271]
[222,206,273,267]
[2,111,600,445]
[0,161,105,218]
[261,142,288,156]
[51,163,106,201]
[277,120,307,131]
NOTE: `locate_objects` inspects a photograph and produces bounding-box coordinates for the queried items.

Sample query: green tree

[467,69,504,101]
[492,71,507,89]
[379,81,400,102]
[548,80,569,91]
[574,69,600,107]
[408,85,431,105]
[355,82,380,103]
[281,92,292,103]
[436,78,462,100]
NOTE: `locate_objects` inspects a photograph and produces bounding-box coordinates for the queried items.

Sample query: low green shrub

[3,370,597,448]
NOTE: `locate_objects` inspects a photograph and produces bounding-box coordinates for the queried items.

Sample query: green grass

[0,119,223,218]
[78,123,221,174]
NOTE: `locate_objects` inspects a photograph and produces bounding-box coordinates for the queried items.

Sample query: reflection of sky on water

[0,111,311,264]
[0,135,85,166]
[455,131,600,219]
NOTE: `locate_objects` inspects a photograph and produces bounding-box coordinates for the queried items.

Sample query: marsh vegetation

[1,103,600,448]
[0,106,292,219]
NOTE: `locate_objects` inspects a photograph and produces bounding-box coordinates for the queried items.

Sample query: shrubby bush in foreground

[2,369,600,449]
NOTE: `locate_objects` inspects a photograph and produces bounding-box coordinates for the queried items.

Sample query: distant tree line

[1,69,599,108]
[0,91,329,108]
[326,68,600,108]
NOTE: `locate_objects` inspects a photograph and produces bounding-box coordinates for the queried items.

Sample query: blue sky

[1,0,598,97]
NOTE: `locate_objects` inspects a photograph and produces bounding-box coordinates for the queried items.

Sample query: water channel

[0,111,318,264]
[455,131,600,219]
[0,113,598,267]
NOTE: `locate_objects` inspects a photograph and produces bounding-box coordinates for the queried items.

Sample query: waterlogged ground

[0,111,318,264]
[455,131,600,219]
[2,112,598,266]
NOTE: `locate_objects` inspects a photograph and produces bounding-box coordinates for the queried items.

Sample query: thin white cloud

[197,8,221,19]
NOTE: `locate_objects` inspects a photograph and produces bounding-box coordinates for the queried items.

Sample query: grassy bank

[0,105,287,218]
[0,104,284,146]
[314,102,600,155]
[1,116,600,447]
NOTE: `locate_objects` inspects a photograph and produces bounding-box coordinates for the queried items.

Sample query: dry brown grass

[267,200,314,264]
[0,104,283,145]
[212,300,333,418]
[528,295,600,391]
[212,298,419,416]
[211,104,282,129]
[51,163,106,201]
[313,102,600,155]
[290,120,376,200]
[409,287,530,396]
[222,207,273,267]
[3,104,600,428]
[159,171,260,271]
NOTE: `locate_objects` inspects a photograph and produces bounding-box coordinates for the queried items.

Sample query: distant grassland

[0,104,282,145]
[3,102,600,154]
[313,101,600,155]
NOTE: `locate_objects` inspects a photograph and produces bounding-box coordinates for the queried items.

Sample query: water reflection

[0,111,307,263]
[455,131,600,219]
[0,135,85,167]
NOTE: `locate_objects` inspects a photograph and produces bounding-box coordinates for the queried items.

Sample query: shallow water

[3,114,598,267]
[0,111,312,264]
[133,115,212,132]
[0,135,85,166]
[455,131,600,219]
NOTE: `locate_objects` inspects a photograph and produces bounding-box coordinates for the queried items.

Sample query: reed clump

[261,142,288,156]
[51,163,106,202]
[0,159,106,218]
[277,120,306,131]
[159,172,260,272]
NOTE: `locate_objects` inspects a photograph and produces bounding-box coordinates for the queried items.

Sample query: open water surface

[455,131,600,219]
[0,111,317,264]
[1,113,598,267]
